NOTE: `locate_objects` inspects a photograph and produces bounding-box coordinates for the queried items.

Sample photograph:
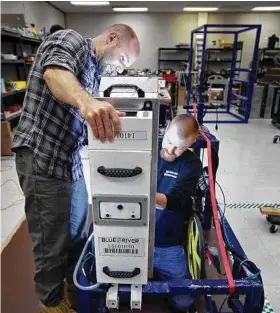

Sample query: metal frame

[187,24,262,124]
[76,129,264,313]
[77,213,263,313]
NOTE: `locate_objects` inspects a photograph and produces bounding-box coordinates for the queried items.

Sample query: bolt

[131,214,135,218]
[106,214,110,218]
[117,204,123,210]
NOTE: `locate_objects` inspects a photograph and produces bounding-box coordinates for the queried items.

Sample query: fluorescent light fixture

[70,1,110,6]
[252,7,280,11]
[113,7,148,12]
[184,7,219,12]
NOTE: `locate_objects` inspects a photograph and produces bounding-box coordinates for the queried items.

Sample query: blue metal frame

[77,210,264,313]
[186,24,262,125]
[76,129,264,313]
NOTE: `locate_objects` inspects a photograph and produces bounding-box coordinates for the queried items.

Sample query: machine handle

[103,84,145,98]
[97,166,142,178]
[103,266,141,279]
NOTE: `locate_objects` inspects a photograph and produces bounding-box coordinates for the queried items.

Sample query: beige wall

[1,1,65,32]
[66,13,198,70]
[66,12,280,70]
[208,13,280,73]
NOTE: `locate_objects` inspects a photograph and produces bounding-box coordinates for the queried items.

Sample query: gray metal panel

[264,84,278,119]
[92,195,148,227]
[148,98,159,278]
[250,84,264,119]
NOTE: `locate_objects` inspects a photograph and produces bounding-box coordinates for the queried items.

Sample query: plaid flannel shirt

[12,29,102,182]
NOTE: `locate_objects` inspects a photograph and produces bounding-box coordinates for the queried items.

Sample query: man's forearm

[43,67,91,109]
[156,193,167,209]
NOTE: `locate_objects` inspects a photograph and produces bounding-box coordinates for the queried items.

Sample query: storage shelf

[159,59,189,62]
[207,48,242,51]
[5,110,22,121]
[159,47,190,51]
[1,89,26,98]
[208,60,241,63]
[1,59,25,64]
[21,36,42,45]
[1,30,42,45]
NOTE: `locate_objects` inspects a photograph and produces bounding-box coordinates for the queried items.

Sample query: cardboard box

[178,86,186,106]
[1,121,14,156]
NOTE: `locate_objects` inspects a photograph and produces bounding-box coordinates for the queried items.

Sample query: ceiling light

[70,1,110,6]
[252,7,280,11]
[183,7,219,12]
[113,7,148,12]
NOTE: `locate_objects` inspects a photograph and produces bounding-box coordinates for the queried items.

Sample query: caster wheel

[266,215,270,222]
[273,136,278,144]
[270,225,279,233]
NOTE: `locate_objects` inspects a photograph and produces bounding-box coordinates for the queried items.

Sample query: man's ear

[107,32,118,46]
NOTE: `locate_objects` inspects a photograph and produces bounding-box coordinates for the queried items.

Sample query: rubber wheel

[273,136,278,144]
[270,225,278,233]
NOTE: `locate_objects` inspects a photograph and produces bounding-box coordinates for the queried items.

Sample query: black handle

[97,166,142,178]
[103,84,145,98]
[103,266,140,279]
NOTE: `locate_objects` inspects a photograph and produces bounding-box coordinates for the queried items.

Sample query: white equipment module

[88,77,159,308]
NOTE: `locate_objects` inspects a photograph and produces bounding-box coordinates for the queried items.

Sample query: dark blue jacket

[155,149,201,247]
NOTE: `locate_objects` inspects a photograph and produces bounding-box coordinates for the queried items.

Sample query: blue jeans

[67,176,89,282]
[154,246,194,311]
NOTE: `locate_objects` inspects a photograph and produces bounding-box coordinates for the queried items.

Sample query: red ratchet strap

[193,104,236,295]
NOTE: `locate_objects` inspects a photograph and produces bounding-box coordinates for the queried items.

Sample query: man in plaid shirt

[12,24,140,313]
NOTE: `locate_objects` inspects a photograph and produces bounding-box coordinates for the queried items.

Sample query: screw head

[117,204,124,210]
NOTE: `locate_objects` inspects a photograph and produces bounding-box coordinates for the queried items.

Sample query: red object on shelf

[161,73,177,83]
[4,104,21,113]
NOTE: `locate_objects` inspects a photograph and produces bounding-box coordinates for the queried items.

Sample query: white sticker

[98,237,145,257]
[115,131,147,140]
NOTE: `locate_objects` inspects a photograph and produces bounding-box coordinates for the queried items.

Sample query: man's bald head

[96,23,140,75]
[161,114,199,162]
[103,24,140,56]
[169,114,199,141]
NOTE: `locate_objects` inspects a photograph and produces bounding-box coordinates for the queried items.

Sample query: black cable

[218,296,228,313]
[215,106,219,131]
[216,180,226,217]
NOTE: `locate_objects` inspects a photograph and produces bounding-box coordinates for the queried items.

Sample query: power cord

[218,296,228,313]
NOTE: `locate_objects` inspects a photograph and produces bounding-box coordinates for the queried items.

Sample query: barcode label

[104,248,139,255]
[98,237,145,257]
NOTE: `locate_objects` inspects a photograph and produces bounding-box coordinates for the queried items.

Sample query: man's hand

[79,99,126,142]
[156,192,167,209]
[43,68,126,143]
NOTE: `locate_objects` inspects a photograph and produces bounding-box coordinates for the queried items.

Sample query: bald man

[154,114,201,312]
[12,24,140,313]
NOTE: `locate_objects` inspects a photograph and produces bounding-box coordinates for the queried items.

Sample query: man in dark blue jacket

[154,114,201,312]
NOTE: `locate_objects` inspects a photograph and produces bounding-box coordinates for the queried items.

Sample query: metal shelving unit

[1,30,41,125]
[257,48,280,83]
[206,47,243,78]
[158,47,190,70]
